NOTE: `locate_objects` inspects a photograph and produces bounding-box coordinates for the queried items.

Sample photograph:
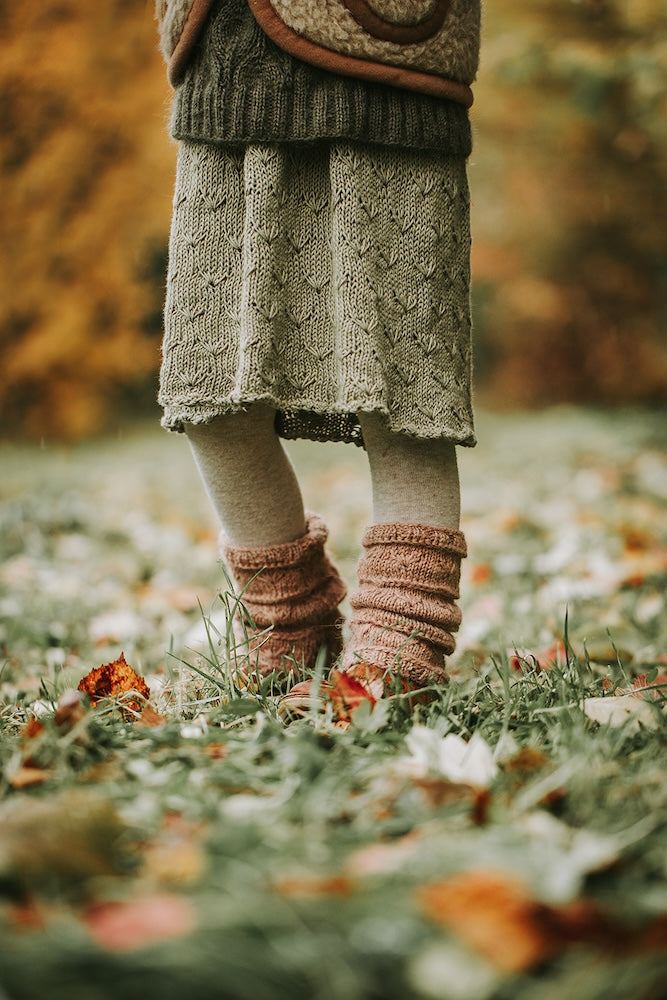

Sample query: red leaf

[326,668,379,718]
[510,641,567,673]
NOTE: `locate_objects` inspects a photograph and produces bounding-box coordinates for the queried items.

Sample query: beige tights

[185,404,306,547]
[185,404,461,545]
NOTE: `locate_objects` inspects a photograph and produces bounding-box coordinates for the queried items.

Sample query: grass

[0,407,666,999]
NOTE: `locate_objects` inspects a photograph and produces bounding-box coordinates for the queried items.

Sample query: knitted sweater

[163,0,477,155]
[158,1,480,102]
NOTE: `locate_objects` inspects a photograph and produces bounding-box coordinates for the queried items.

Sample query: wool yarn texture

[159,140,475,447]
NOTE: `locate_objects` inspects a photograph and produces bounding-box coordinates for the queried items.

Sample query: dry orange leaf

[417,870,667,972]
[22,718,46,741]
[53,689,89,730]
[78,653,151,715]
[505,747,550,773]
[470,562,493,585]
[604,672,667,701]
[8,765,50,790]
[84,894,196,952]
[414,777,479,808]
[137,704,167,728]
[418,870,559,973]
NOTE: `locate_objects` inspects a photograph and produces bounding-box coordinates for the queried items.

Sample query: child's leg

[185,404,345,676]
[185,403,306,546]
[357,412,460,530]
[344,412,466,687]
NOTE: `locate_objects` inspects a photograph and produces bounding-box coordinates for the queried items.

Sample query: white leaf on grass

[180,714,208,739]
[402,726,498,787]
[583,695,661,731]
[521,812,620,873]
[31,699,57,717]
[408,941,499,1000]
[516,810,653,903]
[492,730,520,763]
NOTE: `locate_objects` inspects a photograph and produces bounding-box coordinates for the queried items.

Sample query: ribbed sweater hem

[169,0,473,156]
[172,80,472,155]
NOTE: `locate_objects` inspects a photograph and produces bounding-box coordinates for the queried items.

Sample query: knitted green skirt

[159,140,475,447]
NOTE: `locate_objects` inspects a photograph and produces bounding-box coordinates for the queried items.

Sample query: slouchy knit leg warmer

[342,523,466,688]
[338,413,466,688]
[220,513,346,677]
[185,406,345,676]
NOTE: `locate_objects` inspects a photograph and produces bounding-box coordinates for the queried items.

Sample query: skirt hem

[160,396,477,449]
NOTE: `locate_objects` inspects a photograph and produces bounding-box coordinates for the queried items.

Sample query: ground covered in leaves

[0,407,666,999]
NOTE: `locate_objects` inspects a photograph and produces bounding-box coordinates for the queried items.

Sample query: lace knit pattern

[159,140,475,447]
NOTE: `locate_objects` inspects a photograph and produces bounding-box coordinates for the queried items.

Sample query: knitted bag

[157,0,479,104]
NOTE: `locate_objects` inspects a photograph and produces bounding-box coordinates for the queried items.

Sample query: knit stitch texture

[159,140,475,447]
[342,522,467,686]
[221,513,346,676]
[268,0,480,80]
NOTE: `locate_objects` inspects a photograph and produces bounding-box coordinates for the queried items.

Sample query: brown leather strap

[248,0,473,106]
[168,0,217,87]
[342,0,450,44]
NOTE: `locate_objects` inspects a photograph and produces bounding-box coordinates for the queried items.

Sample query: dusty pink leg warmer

[342,523,467,688]
[220,513,346,678]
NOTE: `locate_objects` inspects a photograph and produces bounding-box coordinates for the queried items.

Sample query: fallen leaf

[470,562,493,585]
[22,718,45,741]
[278,663,384,722]
[78,653,151,716]
[6,901,47,931]
[471,789,492,826]
[137,704,167,728]
[604,672,667,701]
[8,765,50,790]
[19,717,47,769]
[414,777,479,808]
[419,869,667,972]
[326,664,387,719]
[418,870,556,973]
[53,689,89,730]
[402,728,498,788]
[84,894,196,952]
[505,747,550,773]
[582,695,662,731]
[510,641,567,673]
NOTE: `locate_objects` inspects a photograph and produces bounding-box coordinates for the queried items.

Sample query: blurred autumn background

[1,0,665,440]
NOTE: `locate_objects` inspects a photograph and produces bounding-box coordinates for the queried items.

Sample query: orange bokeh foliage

[2,1,665,439]
[471,0,667,406]
[0,0,175,438]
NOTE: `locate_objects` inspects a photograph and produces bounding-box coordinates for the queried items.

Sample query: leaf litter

[0,408,666,998]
